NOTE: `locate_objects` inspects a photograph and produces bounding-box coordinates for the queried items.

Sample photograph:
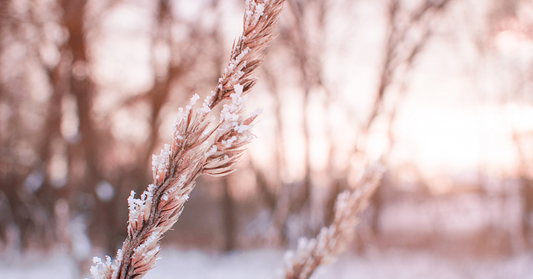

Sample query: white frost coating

[173,94,200,136]
[198,94,212,114]
[116,248,123,264]
[225,47,250,85]
[221,136,238,148]
[90,257,104,278]
[231,70,245,84]
[212,81,260,154]
[127,183,157,231]
[152,144,172,181]
[186,94,200,112]
[145,184,157,200]
[134,232,158,252]
[206,145,218,157]
[178,173,188,187]
[163,174,187,199]
[254,4,265,24]
[235,124,252,133]
[250,108,263,118]
[173,108,186,136]
[132,231,161,265]
[229,84,249,107]
[235,47,250,63]
[218,83,250,135]
[244,0,264,27]
[234,84,244,96]
[90,255,118,279]
[128,191,141,222]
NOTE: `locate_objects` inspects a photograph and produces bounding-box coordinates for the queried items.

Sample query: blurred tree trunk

[33,61,66,249]
[221,176,236,251]
[1,0,72,249]
[512,129,531,251]
[521,178,533,248]
[61,0,99,192]
[260,63,288,245]
[356,0,450,240]
[0,0,21,245]
[127,0,175,196]
[60,0,118,253]
[286,0,312,220]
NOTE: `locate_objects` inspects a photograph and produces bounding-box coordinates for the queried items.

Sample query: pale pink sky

[86,0,533,192]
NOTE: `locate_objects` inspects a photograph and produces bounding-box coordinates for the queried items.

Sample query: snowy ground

[2,248,533,279]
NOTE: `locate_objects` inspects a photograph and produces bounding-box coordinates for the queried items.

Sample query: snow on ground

[0,252,79,279]
[2,248,533,279]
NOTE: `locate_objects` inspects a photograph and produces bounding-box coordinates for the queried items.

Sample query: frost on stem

[210,0,285,109]
[245,0,266,27]
[202,83,262,176]
[90,256,119,279]
[90,1,286,278]
[152,144,172,185]
[126,184,156,237]
[281,162,386,279]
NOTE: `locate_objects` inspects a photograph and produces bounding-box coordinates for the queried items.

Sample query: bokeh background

[1,0,533,277]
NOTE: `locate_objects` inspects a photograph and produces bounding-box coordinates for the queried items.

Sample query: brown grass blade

[90,1,286,278]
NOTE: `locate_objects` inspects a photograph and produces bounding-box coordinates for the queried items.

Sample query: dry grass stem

[90,1,285,278]
[281,162,386,279]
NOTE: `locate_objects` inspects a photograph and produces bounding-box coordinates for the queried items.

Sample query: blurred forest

[1,0,533,270]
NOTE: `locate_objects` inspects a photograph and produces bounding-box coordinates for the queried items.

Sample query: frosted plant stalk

[281,162,386,279]
[90,1,285,278]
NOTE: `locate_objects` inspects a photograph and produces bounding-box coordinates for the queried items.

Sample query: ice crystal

[152,144,172,184]
[90,256,118,279]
